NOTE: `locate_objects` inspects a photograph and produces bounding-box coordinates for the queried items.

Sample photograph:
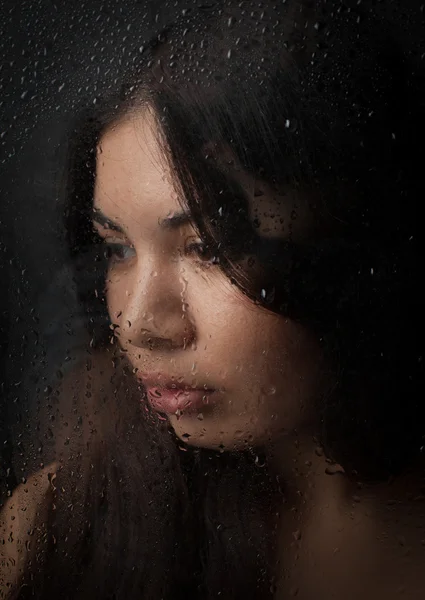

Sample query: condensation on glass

[0,2,423,599]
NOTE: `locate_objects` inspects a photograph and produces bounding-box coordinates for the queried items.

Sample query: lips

[146,386,214,414]
[140,373,216,415]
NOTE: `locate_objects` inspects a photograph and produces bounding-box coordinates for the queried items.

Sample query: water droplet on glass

[261,384,276,396]
[325,463,345,476]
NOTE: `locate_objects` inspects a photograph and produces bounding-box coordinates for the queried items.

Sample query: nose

[114,260,196,352]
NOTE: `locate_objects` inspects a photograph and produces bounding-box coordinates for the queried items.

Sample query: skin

[269,434,425,600]
[0,465,56,596]
[92,108,325,450]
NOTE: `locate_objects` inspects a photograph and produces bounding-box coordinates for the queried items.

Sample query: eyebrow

[92,207,191,233]
[158,211,191,230]
[92,208,124,233]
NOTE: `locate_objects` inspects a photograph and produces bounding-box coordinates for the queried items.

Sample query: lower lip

[146,387,215,414]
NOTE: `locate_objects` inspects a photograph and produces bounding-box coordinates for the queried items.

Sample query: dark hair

[23,2,422,599]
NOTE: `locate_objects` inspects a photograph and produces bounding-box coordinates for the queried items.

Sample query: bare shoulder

[0,350,117,597]
[0,463,57,598]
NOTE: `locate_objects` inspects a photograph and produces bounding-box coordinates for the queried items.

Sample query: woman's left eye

[184,238,219,265]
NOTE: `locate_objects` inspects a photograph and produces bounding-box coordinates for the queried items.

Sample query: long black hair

[20,2,422,599]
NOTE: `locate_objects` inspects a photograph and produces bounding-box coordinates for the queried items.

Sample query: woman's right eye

[103,241,136,263]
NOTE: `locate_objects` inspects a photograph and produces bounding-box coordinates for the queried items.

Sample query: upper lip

[139,372,215,391]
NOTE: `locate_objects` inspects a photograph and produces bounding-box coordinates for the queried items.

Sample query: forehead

[94,109,314,241]
[94,110,179,223]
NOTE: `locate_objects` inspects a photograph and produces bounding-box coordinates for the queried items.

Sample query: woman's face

[93,110,324,450]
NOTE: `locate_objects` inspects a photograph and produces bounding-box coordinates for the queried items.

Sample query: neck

[265,430,425,600]
[267,428,354,511]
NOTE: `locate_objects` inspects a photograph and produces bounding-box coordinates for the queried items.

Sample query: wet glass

[1,1,423,599]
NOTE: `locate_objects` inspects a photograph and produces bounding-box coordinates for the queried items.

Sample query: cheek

[222,311,322,398]
[260,323,321,392]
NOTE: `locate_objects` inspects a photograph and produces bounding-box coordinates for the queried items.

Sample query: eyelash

[100,238,218,267]
[184,239,218,266]
[103,242,136,263]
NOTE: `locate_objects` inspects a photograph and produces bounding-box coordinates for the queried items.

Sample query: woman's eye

[184,238,219,265]
[103,242,136,263]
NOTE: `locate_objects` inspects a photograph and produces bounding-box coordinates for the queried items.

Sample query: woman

[1,2,423,599]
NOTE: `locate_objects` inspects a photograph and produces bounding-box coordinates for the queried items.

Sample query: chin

[168,414,266,452]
